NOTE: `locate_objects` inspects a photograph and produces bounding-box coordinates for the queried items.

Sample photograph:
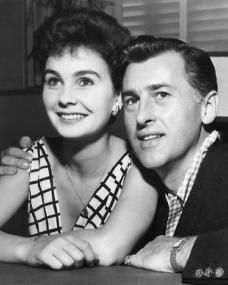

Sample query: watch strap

[170,237,188,272]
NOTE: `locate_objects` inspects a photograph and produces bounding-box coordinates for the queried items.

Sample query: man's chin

[135,153,165,170]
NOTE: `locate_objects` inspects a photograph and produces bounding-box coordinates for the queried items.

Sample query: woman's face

[43,47,117,140]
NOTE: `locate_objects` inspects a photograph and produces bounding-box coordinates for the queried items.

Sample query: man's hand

[124,235,196,273]
[0,136,33,175]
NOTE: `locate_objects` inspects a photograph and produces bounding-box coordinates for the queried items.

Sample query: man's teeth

[143,134,161,141]
[61,114,85,120]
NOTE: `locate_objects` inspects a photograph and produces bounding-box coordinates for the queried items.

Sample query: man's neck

[156,130,210,194]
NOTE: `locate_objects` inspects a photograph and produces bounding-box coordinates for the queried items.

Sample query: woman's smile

[57,112,88,122]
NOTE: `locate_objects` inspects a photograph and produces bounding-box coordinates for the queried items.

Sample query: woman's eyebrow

[43,69,60,77]
[44,69,101,79]
[73,70,101,79]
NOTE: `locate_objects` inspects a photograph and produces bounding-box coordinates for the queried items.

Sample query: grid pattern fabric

[26,138,132,237]
[165,131,219,236]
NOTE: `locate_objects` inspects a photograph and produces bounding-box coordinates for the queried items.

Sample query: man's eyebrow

[122,83,171,97]
[146,83,171,91]
[121,90,138,97]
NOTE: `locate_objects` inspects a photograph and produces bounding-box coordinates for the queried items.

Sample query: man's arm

[0,136,32,174]
[183,229,228,284]
[124,235,196,272]
[125,231,228,283]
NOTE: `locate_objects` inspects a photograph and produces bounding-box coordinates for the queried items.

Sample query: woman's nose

[58,86,77,107]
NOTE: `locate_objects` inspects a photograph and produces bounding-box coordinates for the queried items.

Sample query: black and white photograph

[0,1,228,284]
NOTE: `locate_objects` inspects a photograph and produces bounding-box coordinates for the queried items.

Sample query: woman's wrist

[15,237,34,264]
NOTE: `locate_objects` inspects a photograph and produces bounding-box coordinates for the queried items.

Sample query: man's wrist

[170,236,197,272]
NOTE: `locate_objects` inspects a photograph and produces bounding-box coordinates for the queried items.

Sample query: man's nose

[136,97,156,126]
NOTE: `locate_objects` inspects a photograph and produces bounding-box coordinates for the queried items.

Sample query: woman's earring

[112,96,123,116]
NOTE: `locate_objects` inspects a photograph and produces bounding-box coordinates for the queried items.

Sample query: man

[1,36,228,283]
[121,36,228,284]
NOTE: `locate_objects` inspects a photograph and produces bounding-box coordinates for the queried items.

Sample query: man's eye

[123,97,138,106]
[78,78,94,86]
[155,91,170,99]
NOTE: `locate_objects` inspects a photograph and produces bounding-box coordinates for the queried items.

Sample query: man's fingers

[3,147,32,161]
[1,155,30,170]
[0,146,32,171]
[124,254,145,269]
[0,166,17,175]
[19,136,32,149]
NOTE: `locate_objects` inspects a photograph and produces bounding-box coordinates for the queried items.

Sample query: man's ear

[201,90,219,125]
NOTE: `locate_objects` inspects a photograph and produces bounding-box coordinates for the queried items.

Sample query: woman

[0,8,157,269]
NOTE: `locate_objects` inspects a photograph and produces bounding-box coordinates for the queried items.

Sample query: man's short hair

[121,35,218,97]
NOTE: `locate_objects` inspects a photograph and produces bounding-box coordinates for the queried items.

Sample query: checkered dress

[26,139,132,237]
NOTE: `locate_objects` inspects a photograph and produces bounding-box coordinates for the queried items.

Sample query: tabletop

[0,263,192,285]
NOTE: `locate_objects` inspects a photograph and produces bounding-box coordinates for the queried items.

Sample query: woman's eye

[78,78,94,87]
[44,77,61,87]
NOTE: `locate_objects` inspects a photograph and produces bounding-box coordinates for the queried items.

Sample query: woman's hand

[22,234,98,270]
[0,136,33,175]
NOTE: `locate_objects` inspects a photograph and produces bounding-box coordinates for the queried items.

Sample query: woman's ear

[201,90,219,125]
[111,94,123,117]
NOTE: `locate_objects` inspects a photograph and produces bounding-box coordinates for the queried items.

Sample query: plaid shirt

[165,130,219,237]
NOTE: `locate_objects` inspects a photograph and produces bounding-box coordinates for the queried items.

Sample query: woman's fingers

[37,237,88,269]
[39,252,63,270]
[66,236,98,267]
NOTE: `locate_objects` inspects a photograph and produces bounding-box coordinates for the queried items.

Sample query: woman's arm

[0,169,97,269]
[0,169,29,226]
[0,168,32,263]
[67,163,158,266]
[0,142,158,267]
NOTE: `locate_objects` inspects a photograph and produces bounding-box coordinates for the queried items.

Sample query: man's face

[122,51,204,177]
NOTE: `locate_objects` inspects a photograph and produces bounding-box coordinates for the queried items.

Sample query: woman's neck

[60,133,113,178]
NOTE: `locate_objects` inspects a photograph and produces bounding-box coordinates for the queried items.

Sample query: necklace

[65,162,109,219]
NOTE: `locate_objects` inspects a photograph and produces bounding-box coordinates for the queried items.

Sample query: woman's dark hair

[121,35,217,97]
[32,8,131,92]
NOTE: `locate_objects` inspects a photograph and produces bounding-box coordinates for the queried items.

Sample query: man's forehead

[123,51,186,91]
[125,51,184,72]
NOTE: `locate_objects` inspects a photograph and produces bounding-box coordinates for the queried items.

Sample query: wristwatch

[170,237,187,272]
